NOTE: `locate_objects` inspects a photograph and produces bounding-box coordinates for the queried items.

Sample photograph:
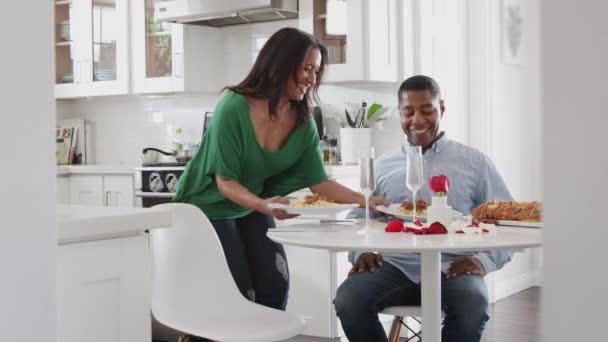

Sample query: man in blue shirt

[333,75,513,342]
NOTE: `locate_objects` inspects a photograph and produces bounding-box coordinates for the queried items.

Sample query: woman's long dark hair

[225,27,328,126]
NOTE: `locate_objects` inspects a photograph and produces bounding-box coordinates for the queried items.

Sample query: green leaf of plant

[367,103,383,119]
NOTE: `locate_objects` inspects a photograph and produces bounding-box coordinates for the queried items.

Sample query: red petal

[427,222,448,234]
[413,219,423,227]
[385,220,404,232]
[482,228,490,233]
[468,223,479,228]
[455,230,465,234]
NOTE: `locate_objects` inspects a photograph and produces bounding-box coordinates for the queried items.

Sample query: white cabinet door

[54,0,85,98]
[57,235,151,342]
[300,0,398,83]
[57,176,71,205]
[103,175,134,207]
[130,0,222,94]
[55,0,130,98]
[69,175,104,206]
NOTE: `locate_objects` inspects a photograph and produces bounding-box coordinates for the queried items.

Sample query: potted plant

[320,101,395,163]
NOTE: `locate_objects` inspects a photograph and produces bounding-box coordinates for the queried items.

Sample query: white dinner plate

[267,202,359,215]
[376,203,462,221]
[493,220,543,228]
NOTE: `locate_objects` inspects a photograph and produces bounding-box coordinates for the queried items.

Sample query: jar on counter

[329,137,338,165]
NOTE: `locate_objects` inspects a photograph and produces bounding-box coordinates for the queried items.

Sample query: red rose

[429,175,450,195]
[385,220,404,232]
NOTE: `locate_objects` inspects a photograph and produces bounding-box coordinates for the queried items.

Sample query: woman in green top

[173,27,388,310]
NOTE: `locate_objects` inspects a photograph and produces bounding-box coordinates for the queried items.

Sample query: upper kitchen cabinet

[54,0,130,99]
[300,0,398,83]
[130,0,222,94]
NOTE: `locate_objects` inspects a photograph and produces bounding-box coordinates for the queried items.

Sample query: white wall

[469,0,542,202]
[467,0,543,301]
[542,1,608,341]
[0,3,56,341]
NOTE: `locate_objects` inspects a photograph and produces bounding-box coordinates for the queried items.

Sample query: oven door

[135,191,175,208]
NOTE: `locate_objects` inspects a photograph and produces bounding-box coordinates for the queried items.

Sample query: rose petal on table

[482,228,490,233]
[427,222,448,234]
[413,219,423,227]
[468,222,479,228]
[455,230,465,234]
[385,220,404,232]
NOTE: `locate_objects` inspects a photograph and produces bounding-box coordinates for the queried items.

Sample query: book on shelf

[56,126,79,165]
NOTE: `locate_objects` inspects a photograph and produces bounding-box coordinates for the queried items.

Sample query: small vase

[339,127,372,164]
[426,195,453,227]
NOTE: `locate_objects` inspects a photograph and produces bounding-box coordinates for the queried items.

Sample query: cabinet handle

[105,191,111,206]
[75,61,81,83]
[174,53,183,78]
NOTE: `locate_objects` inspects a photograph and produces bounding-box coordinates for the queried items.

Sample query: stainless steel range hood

[155,0,298,27]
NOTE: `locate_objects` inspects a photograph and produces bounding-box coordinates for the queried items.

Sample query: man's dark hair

[225,27,328,126]
[397,75,442,104]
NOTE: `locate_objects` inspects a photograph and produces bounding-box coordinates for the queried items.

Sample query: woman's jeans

[210,211,289,310]
[334,262,489,342]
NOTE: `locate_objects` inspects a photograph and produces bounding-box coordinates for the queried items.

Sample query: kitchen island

[56,205,172,342]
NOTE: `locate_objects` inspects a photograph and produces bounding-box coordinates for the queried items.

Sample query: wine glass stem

[412,191,417,222]
[365,194,370,229]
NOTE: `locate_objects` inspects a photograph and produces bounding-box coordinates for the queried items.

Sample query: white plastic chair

[149,203,306,342]
[381,306,445,342]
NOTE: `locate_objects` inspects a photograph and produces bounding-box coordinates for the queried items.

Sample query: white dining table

[267,220,542,342]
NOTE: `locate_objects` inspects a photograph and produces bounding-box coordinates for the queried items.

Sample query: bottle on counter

[321,128,330,164]
[173,127,185,151]
[329,135,338,165]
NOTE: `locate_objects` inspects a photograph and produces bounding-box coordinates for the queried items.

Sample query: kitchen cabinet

[57,175,71,204]
[54,0,130,99]
[67,174,134,207]
[299,0,399,83]
[57,235,150,342]
[130,0,223,94]
[103,175,135,207]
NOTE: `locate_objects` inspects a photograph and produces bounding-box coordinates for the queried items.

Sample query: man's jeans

[210,211,289,310]
[334,262,489,342]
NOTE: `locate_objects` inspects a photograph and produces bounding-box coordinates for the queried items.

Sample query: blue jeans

[210,211,289,310]
[334,262,489,342]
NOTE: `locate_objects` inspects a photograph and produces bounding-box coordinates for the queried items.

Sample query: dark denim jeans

[334,262,489,342]
[210,211,289,310]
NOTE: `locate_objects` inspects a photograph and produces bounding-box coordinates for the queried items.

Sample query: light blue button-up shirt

[348,133,513,283]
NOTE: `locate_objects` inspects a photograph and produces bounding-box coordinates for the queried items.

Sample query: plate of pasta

[267,194,359,215]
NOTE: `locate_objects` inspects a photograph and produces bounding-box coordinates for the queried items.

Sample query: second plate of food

[376,203,462,221]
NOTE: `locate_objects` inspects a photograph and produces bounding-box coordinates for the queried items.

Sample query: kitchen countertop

[56,164,138,175]
[57,205,172,244]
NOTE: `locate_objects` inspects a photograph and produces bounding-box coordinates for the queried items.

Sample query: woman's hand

[367,196,391,214]
[261,196,300,220]
[349,252,384,275]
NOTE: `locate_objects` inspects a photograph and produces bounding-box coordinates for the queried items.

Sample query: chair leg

[388,316,403,342]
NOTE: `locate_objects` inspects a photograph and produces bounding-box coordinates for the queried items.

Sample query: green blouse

[172,92,328,220]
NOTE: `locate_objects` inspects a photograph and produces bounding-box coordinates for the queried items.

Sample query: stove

[135,162,188,207]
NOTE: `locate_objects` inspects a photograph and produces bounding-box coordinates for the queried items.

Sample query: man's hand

[368,196,391,214]
[349,253,384,275]
[262,196,299,220]
[446,256,486,279]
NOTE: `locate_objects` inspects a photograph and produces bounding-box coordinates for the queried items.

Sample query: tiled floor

[284,287,541,342]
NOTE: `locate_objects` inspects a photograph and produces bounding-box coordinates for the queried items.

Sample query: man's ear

[439,99,446,118]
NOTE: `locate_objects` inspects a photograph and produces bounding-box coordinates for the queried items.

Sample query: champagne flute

[406,146,424,222]
[359,147,376,232]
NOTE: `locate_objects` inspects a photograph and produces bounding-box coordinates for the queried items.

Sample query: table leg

[421,250,442,342]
